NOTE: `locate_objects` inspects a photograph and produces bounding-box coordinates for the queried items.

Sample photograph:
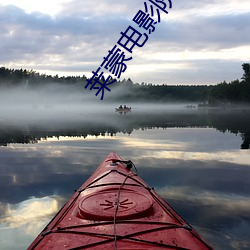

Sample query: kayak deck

[28,152,213,249]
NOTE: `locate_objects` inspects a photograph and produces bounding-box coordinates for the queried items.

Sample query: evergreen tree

[242,63,250,83]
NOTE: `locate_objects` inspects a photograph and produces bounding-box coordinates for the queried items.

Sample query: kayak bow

[28,152,213,249]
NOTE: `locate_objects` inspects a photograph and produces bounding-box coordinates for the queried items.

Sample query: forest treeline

[0,63,249,104]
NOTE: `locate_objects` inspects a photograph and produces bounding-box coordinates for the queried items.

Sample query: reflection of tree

[0,109,250,149]
[203,109,250,150]
[0,131,38,146]
[241,133,250,149]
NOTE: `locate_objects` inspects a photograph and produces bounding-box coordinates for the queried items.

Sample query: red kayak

[28,152,213,249]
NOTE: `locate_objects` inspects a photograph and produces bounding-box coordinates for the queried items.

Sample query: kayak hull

[28,152,213,249]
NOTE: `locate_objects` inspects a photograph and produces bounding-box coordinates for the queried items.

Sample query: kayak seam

[55,225,192,250]
[81,182,143,190]
[78,170,152,194]
[56,220,183,230]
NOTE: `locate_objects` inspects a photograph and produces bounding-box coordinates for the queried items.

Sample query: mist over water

[1,84,250,149]
[0,84,250,249]
[0,84,198,125]
[0,85,110,121]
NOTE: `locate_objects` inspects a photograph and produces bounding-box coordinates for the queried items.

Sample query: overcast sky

[0,0,250,85]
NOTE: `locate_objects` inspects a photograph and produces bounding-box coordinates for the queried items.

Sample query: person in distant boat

[119,105,122,109]
[124,105,127,109]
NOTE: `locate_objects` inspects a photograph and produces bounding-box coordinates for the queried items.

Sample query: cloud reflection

[0,126,250,249]
[0,196,59,230]
[0,196,62,249]
[157,186,250,216]
[153,150,250,167]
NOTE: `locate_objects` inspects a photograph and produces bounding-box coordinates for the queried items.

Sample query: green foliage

[242,63,250,83]
[208,63,250,104]
[0,67,88,88]
[0,63,250,104]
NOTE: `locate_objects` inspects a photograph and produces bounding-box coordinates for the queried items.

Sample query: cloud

[58,0,141,18]
[0,4,130,73]
[150,12,250,50]
[0,0,250,84]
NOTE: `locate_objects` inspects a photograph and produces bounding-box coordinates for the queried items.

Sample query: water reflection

[0,107,250,249]
[0,106,250,149]
[0,196,62,250]
[1,196,59,228]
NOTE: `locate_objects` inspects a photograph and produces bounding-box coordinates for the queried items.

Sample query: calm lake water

[0,104,250,249]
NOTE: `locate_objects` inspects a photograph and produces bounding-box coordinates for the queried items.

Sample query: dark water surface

[0,104,250,249]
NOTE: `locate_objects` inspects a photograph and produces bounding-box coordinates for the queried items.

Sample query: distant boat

[115,106,132,113]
